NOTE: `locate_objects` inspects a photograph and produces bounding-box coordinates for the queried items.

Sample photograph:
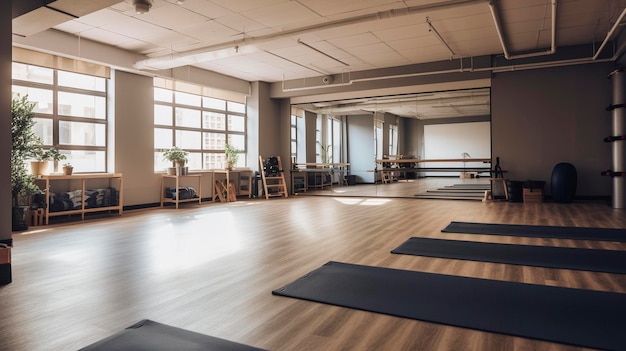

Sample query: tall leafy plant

[11,95,41,207]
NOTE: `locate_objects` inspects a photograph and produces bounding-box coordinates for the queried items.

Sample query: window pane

[154,128,173,149]
[333,119,341,163]
[204,153,226,169]
[59,121,106,146]
[203,97,226,110]
[63,150,106,173]
[33,118,53,145]
[228,134,245,151]
[58,71,106,91]
[175,107,201,128]
[227,101,245,113]
[155,88,173,103]
[58,92,106,119]
[155,152,168,171]
[12,86,53,114]
[175,91,201,106]
[203,111,225,130]
[203,132,225,150]
[228,115,245,132]
[176,130,201,149]
[187,152,202,170]
[12,63,53,84]
[154,105,172,125]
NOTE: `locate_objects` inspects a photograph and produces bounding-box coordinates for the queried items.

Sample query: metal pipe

[593,7,626,60]
[427,17,456,57]
[489,0,557,60]
[610,70,626,208]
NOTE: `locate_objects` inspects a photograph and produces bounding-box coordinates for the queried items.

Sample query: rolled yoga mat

[272,261,626,351]
[79,319,266,351]
[391,236,626,274]
[442,221,626,242]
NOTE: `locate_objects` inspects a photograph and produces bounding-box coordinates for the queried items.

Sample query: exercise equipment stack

[603,69,626,208]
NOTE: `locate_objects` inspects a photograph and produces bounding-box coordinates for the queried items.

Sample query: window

[315,114,343,164]
[290,109,306,164]
[389,124,398,156]
[12,62,109,173]
[154,80,247,172]
[374,120,384,160]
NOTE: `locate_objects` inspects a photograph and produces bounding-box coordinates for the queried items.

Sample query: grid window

[154,84,247,171]
[12,62,108,173]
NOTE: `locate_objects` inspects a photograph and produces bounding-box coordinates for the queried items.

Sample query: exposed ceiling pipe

[134,0,490,70]
[310,95,490,115]
[593,7,626,60]
[488,0,557,60]
[282,56,612,92]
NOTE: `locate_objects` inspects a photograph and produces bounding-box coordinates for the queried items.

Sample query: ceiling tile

[134,4,210,30]
[214,13,266,34]
[177,20,240,44]
[208,0,288,13]
[177,0,233,19]
[328,32,382,48]
[241,2,322,29]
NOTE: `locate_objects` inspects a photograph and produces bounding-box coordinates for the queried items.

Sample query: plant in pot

[29,140,66,176]
[224,144,240,170]
[11,95,43,231]
[162,146,189,175]
[62,163,74,175]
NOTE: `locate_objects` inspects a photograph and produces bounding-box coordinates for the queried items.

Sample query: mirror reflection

[290,88,492,199]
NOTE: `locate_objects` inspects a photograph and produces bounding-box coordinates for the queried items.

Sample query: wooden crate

[523,188,543,203]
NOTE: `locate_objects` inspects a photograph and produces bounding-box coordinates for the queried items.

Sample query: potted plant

[224,144,240,170]
[11,95,43,231]
[47,147,66,174]
[162,146,189,175]
[29,140,66,175]
[62,163,74,175]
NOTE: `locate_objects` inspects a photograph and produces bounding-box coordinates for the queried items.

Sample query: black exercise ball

[551,163,577,203]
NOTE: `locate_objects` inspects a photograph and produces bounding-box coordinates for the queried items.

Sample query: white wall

[423,121,491,176]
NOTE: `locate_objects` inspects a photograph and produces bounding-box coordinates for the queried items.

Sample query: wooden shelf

[161,174,202,209]
[34,173,123,225]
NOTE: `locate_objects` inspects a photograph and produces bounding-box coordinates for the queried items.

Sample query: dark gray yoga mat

[79,319,266,351]
[272,261,626,351]
[391,236,626,274]
[443,221,626,242]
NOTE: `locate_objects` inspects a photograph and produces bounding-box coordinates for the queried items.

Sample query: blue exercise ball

[551,163,577,203]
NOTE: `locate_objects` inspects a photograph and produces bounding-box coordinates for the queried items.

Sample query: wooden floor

[3,178,626,351]
[298,177,490,198]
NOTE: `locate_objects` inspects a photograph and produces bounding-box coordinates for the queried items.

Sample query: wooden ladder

[259,155,289,200]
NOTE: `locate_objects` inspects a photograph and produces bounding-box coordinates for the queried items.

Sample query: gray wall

[491,63,614,197]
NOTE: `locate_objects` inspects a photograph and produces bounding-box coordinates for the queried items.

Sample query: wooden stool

[30,208,44,226]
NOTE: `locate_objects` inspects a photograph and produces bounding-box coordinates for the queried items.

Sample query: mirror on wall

[290,88,491,199]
